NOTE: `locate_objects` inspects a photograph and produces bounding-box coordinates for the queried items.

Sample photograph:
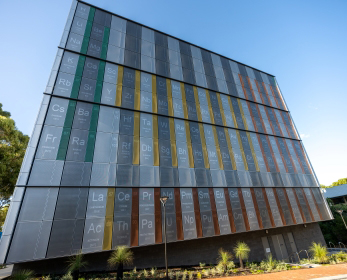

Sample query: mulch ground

[209,263,347,279]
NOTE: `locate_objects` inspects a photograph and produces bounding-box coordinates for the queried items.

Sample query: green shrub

[199,262,205,268]
[197,272,202,279]
[260,254,277,272]
[233,242,250,269]
[330,251,347,263]
[60,272,73,280]
[309,242,329,264]
[11,270,35,280]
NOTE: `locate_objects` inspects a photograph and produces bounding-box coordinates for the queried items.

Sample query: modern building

[0,0,333,273]
[323,184,347,205]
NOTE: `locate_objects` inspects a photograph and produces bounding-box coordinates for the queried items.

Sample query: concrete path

[0,265,13,279]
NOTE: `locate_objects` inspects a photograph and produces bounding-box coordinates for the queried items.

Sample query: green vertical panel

[85,131,96,162]
[75,56,86,77]
[63,100,77,128]
[80,37,89,54]
[97,61,106,80]
[71,76,82,99]
[56,127,71,160]
[88,7,96,22]
[89,105,100,132]
[80,8,95,54]
[101,27,110,60]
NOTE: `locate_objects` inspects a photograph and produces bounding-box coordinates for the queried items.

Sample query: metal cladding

[0,0,333,265]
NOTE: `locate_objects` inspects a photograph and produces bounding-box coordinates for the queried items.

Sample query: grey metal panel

[54,188,88,220]
[224,170,240,187]
[72,102,93,130]
[101,82,117,105]
[140,90,152,112]
[35,126,63,160]
[90,163,110,186]
[119,110,134,135]
[160,167,178,187]
[83,57,100,80]
[46,219,84,258]
[98,106,120,133]
[140,137,154,166]
[18,188,59,222]
[174,119,187,143]
[294,188,312,222]
[45,97,70,127]
[200,210,215,237]
[160,188,175,213]
[78,77,97,102]
[66,33,83,53]
[192,143,204,168]
[111,15,127,33]
[82,217,105,253]
[253,189,271,228]
[211,169,227,187]
[140,166,160,187]
[139,214,155,245]
[180,188,194,212]
[90,22,106,43]
[195,168,212,187]
[264,188,283,227]
[122,86,135,109]
[93,132,118,163]
[178,168,196,187]
[197,188,211,212]
[140,113,153,138]
[1,202,20,236]
[217,209,231,235]
[176,141,190,168]
[113,216,131,246]
[116,164,133,186]
[206,145,219,169]
[114,188,132,215]
[162,213,177,242]
[28,160,64,186]
[65,129,89,161]
[109,29,126,48]
[173,98,184,118]
[61,161,92,186]
[7,220,52,263]
[171,81,182,99]
[86,188,108,218]
[107,45,125,64]
[139,188,154,215]
[104,63,119,84]
[157,94,169,116]
[285,188,303,224]
[75,2,90,19]
[182,212,197,240]
[70,17,88,36]
[228,188,246,232]
[158,116,170,139]
[159,139,172,167]
[87,39,103,58]
[303,188,320,221]
[117,134,133,164]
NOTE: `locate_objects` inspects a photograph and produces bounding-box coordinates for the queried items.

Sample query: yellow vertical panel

[211,126,223,170]
[103,188,115,250]
[153,115,159,166]
[237,99,248,130]
[199,123,210,169]
[134,70,141,110]
[224,127,237,170]
[216,93,227,126]
[227,97,238,129]
[194,87,202,122]
[185,121,194,168]
[169,118,176,141]
[132,112,140,165]
[205,90,215,124]
[247,132,260,171]
[152,75,157,113]
[236,131,248,171]
[181,83,189,119]
[115,66,123,107]
[167,79,174,117]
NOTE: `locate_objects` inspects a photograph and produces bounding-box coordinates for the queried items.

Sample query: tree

[217,248,233,274]
[108,246,134,280]
[233,241,250,269]
[319,203,347,246]
[0,103,29,209]
[0,205,9,231]
[331,178,347,187]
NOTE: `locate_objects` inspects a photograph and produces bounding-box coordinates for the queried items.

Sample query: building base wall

[12,223,325,275]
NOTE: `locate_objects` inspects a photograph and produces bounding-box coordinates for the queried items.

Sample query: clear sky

[1,0,346,186]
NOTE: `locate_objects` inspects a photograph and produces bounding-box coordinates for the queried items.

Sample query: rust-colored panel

[272,188,286,226]
[255,105,267,133]
[209,188,220,236]
[154,188,162,243]
[238,74,249,99]
[292,188,306,223]
[238,188,250,231]
[271,108,284,137]
[262,188,275,227]
[250,189,263,229]
[290,139,305,173]
[224,188,236,233]
[192,188,203,238]
[246,76,257,101]
[255,80,265,104]
[300,188,315,221]
[174,188,184,241]
[282,187,297,224]
[130,188,139,247]
[309,188,323,220]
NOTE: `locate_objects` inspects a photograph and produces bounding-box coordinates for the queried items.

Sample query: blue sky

[1,0,346,185]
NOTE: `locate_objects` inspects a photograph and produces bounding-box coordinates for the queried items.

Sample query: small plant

[197,272,202,279]
[60,272,73,280]
[233,241,250,269]
[67,251,88,280]
[330,251,347,263]
[11,270,35,280]
[150,267,157,279]
[275,262,289,271]
[175,271,180,280]
[168,270,174,280]
[260,254,277,272]
[199,262,206,268]
[108,246,134,280]
[188,271,193,280]
[309,242,328,264]
[210,268,217,277]
[203,269,210,277]
[142,269,149,278]
[43,275,51,280]
[217,248,233,274]
[181,270,187,280]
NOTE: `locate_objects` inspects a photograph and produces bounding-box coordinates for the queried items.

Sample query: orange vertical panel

[174,188,184,241]
[238,188,250,231]
[250,189,263,229]
[154,188,162,244]
[130,188,139,247]
[272,188,287,226]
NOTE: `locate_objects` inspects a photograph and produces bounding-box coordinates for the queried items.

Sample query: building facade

[0,0,333,271]
[323,184,347,205]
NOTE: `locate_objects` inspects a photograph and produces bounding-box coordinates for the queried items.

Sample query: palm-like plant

[233,242,250,269]
[108,245,134,280]
[309,242,328,263]
[11,270,34,280]
[66,251,88,280]
[217,248,233,274]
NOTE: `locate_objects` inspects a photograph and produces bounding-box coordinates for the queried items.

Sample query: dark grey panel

[82,57,100,80]
[228,188,246,232]
[160,188,175,213]
[28,160,64,186]
[158,116,170,139]
[182,212,197,240]
[7,220,52,263]
[157,94,169,115]
[54,188,89,220]
[192,143,204,168]
[176,141,189,168]
[303,188,320,221]
[46,219,85,258]
[45,97,70,127]
[264,188,283,227]
[35,126,63,160]
[224,170,240,187]
[72,102,93,130]
[18,188,59,222]
[65,129,89,161]
[178,168,196,187]
[90,22,105,42]
[113,216,131,246]
[87,39,102,58]
[116,164,133,186]
[285,188,303,224]
[197,188,211,212]
[114,188,132,215]
[276,188,294,225]
[159,139,172,167]
[195,168,212,187]
[122,86,135,109]
[160,167,179,187]
[200,210,214,237]
[78,77,97,102]
[119,110,134,135]
[311,188,331,220]
[162,213,177,242]
[254,189,271,228]
[217,209,231,235]
[294,188,312,222]
[61,162,92,186]
[189,122,201,144]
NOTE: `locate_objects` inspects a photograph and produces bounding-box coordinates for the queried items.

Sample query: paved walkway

[0,265,12,279]
[210,263,347,279]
